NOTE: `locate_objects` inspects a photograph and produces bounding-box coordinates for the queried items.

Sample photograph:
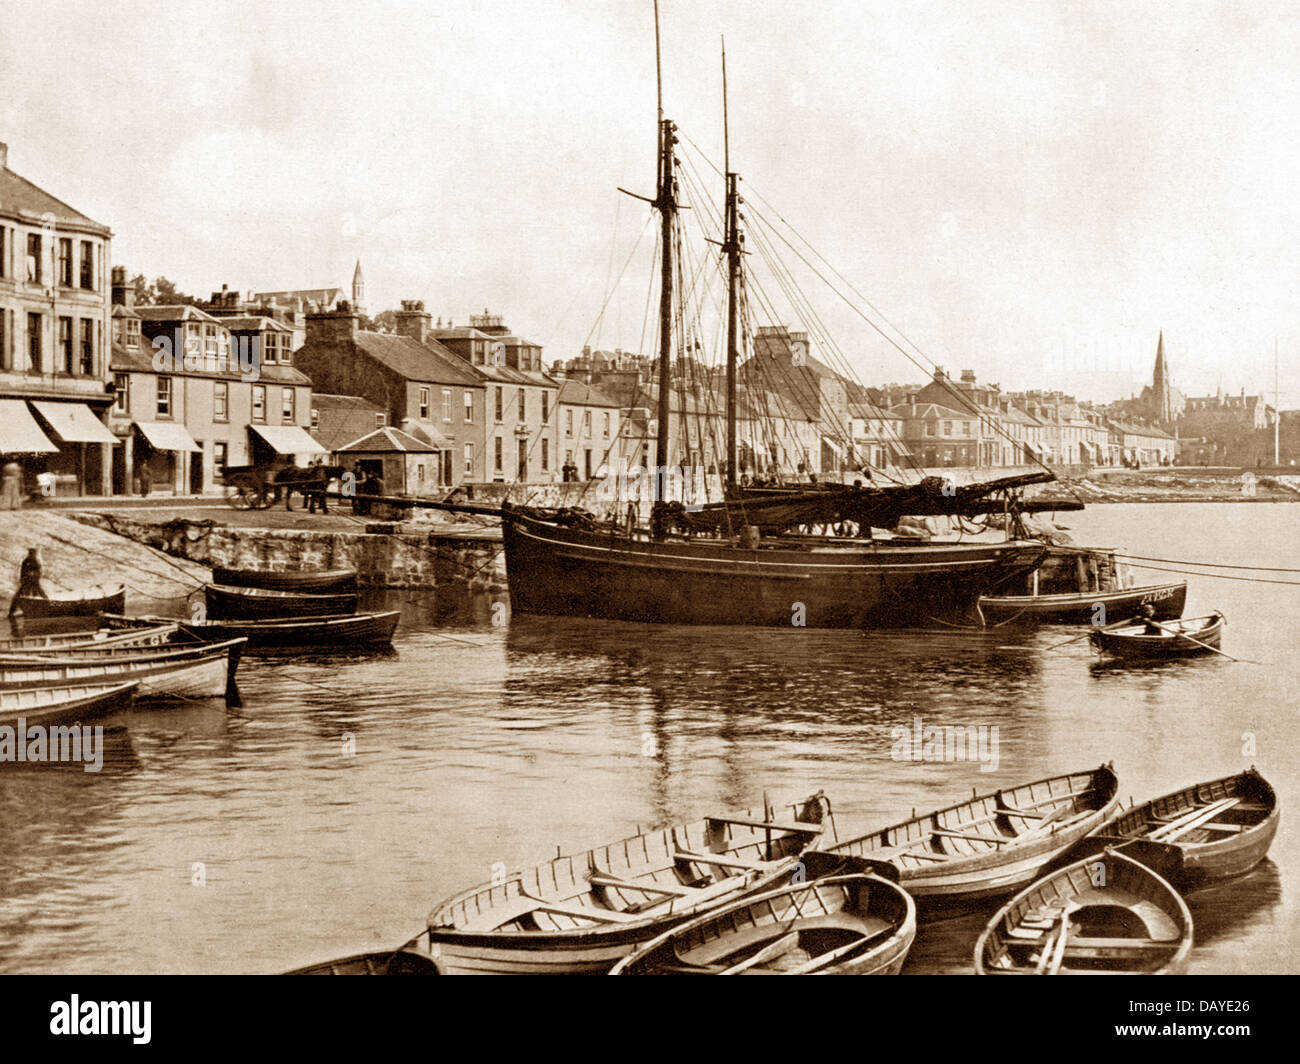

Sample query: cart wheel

[253,487,275,510]
[225,483,254,510]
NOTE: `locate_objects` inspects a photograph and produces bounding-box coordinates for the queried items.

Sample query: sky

[3,0,1298,406]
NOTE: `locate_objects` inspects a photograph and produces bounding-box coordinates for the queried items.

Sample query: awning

[30,401,118,445]
[821,436,846,458]
[249,424,329,456]
[0,400,58,453]
[135,421,201,452]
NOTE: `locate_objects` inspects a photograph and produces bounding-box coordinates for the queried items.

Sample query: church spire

[351,259,366,316]
[1151,330,1172,424]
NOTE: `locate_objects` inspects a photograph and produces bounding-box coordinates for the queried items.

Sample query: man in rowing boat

[1131,603,1163,634]
[8,547,46,616]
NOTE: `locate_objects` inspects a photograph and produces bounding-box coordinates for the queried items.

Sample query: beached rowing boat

[10,585,126,620]
[811,765,1120,909]
[0,638,245,700]
[608,873,915,975]
[975,849,1192,975]
[1075,768,1279,891]
[0,623,179,653]
[427,793,833,974]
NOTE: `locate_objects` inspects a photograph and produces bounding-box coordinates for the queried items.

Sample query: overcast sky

[3,0,1297,405]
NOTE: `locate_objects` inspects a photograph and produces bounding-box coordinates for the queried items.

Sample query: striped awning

[30,401,118,445]
[0,400,58,453]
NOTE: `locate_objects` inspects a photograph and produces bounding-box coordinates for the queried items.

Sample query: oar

[718,929,802,975]
[380,928,432,973]
[1145,616,1253,664]
[1041,628,1103,653]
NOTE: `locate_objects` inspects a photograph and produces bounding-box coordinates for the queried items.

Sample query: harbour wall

[70,513,505,592]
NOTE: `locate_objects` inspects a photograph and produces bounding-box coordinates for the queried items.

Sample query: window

[113,373,129,414]
[26,234,41,283]
[261,331,276,365]
[541,391,550,422]
[494,386,503,422]
[204,323,218,358]
[80,318,93,374]
[419,386,430,419]
[518,445,527,481]
[126,318,140,349]
[58,317,73,373]
[214,441,227,470]
[464,442,474,475]
[925,420,936,436]
[565,409,573,437]
[943,420,953,435]
[464,391,473,423]
[157,376,173,417]
[79,241,94,289]
[214,381,228,421]
[375,412,385,427]
[541,437,549,472]
[252,384,266,422]
[0,228,4,277]
[583,410,591,437]
[603,412,611,438]
[494,436,503,472]
[518,389,526,422]
[281,387,294,423]
[417,463,425,484]
[442,388,452,422]
[962,421,972,436]
[112,317,123,345]
[310,406,319,429]
[27,312,42,370]
[59,239,73,286]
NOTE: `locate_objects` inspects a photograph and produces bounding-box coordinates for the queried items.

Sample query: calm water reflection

[0,502,1295,974]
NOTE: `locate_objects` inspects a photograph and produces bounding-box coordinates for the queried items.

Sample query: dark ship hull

[503,509,1046,629]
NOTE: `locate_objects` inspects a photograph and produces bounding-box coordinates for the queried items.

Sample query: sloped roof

[558,379,621,408]
[890,402,975,421]
[337,425,442,453]
[136,304,221,324]
[0,164,111,234]
[312,392,385,413]
[218,315,293,332]
[352,332,484,388]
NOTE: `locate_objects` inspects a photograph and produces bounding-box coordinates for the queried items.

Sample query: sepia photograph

[0,0,1293,1041]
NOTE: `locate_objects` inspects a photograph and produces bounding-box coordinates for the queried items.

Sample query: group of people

[278,458,386,515]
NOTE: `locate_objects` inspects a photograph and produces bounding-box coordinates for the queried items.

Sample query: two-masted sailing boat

[501,30,1051,629]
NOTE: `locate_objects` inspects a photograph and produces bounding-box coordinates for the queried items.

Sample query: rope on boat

[1114,553,1300,574]
[1114,561,1300,587]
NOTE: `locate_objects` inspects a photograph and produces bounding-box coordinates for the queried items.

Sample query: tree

[127,272,201,307]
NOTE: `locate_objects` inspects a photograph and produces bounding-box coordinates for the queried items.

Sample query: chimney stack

[0,142,8,170]
[111,265,134,310]
[305,306,359,346]
[395,299,431,345]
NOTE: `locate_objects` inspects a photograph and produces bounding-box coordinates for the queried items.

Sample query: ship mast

[653,2,675,514]
[722,38,741,492]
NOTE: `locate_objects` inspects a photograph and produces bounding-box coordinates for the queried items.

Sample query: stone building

[0,142,117,496]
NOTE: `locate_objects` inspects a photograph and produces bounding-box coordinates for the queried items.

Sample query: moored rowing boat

[812,765,1120,910]
[284,949,439,975]
[0,623,179,653]
[103,611,400,650]
[975,849,1192,975]
[203,583,359,620]
[1076,768,1279,890]
[1090,612,1225,659]
[427,793,833,974]
[212,566,358,593]
[0,680,139,730]
[609,873,916,975]
[0,638,245,701]
[10,585,126,620]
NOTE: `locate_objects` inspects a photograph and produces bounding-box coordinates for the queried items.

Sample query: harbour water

[0,501,1295,974]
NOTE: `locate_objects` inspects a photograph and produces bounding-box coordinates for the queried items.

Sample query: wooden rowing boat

[1090,612,1224,659]
[103,611,400,650]
[285,950,439,975]
[812,765,1120,910]
[978,545,1186,625]
[212,566,359,593]
[0,623,179,653]
[427,793,833,974]
[975,849,1192,974]
[608,873,916,975]
[0,680,139,730]
[203,583,359,620]
[1074,768,1279,891]
[10,585,126,620]
[0,638,245,701]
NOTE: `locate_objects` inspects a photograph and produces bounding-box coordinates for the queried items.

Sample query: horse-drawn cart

[218,462,334,510]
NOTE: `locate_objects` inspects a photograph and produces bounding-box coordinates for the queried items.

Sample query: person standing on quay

[0,459,23,510]
[138,459,153,497]
[8,547,47,617]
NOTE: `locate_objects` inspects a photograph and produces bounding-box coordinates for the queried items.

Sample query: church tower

[1151,330,1173,424]
[351,259,366,316]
